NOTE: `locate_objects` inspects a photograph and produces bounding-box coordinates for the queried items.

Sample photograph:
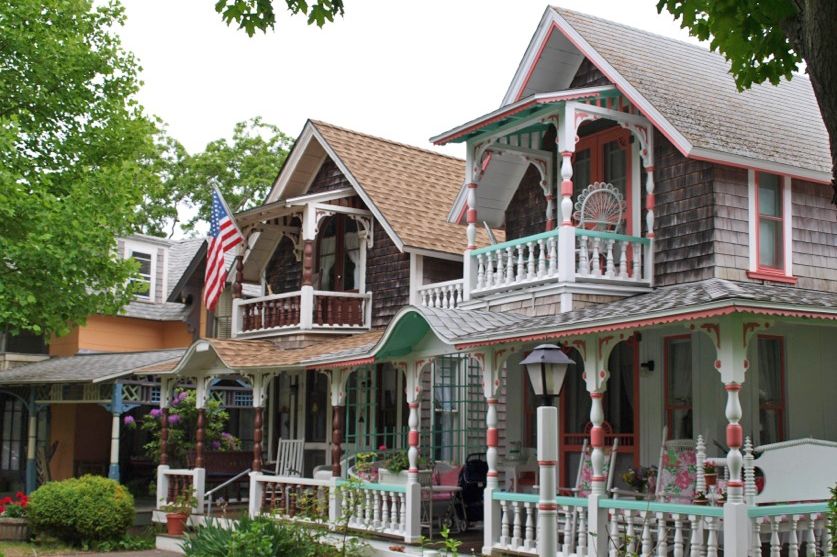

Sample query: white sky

[119,0,702,160]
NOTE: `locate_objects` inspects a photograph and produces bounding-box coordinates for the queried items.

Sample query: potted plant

[0,492,29,541]
[703,463,717,487]
[161,491,196,536]
[693,491,708,506]
[354,451,379,483]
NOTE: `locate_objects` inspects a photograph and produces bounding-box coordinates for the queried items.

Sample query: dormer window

[747,171,795,284]
[123,240,158,301]
[317,215,359,292]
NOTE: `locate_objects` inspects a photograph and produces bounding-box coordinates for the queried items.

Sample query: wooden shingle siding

[791,180,837,291]
[570,58,609,88]
[308,157,351,194]
[653,131,716,286]
[712,166,751,282]
[265,237,302,294]
[366,220,410,328]
[505,165,548,240]
[155,250,165,303]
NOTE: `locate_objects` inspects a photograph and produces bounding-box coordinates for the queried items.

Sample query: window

[664,335,693,440]
[748,171,795,283]
[0,397,24,471]
[757,173,783,270]
[573,127,633,234]
[316,215,360,292]
[123,241,157,300]
[757,336,786,444]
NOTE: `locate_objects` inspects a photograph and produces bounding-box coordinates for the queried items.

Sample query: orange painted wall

[49,405,76,481]
[49,328,79,357]
[74,405,110,464]
[67,315,192,353]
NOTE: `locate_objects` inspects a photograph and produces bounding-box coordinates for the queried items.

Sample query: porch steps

[155,534,185,555]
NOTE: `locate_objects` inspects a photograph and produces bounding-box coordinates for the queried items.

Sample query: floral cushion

[657,446,697,503]
[576,447,613,497]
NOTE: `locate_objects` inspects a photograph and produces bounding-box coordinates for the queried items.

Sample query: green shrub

[27,475,135,545]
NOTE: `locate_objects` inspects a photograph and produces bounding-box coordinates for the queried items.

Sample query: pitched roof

[0,349,186,385]
[311,121,502,253]
[166,237,206,299]
[549,7,830,179]
[120,300,191,321]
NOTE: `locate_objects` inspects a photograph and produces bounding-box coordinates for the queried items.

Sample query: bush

[27,475,135,545]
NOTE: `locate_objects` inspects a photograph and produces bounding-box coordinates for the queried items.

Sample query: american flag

[204,187,243,312]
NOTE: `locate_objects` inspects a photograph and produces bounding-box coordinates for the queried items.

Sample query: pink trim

[590,426,604,447]
[454,305,837,349]
[746,270,797,285]
[538,460,557,466]
[408,431,419,446]
[726,423,743,448]
[487,429,498,447]
[308,356,374,370]
[538,503,559,511]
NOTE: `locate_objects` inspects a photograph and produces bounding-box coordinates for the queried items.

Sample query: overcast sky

[119,0,702,160]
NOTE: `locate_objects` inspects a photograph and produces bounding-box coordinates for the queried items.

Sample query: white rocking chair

[273,438,304,477]
[573,181,626,233]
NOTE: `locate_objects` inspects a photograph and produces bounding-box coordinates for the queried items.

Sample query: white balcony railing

[232,290,372,338]
[467,227,651,299]
[417,279,464,309]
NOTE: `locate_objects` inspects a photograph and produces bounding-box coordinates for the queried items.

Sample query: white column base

[482,486,501,554]
[587,493,608,557]
[156,465,170,509]
[193,467,206,515]
[248,471,263,518]
[404,480,422,543]
[558,226,576,282]
[723,501,749,555]
[329,476,342,526]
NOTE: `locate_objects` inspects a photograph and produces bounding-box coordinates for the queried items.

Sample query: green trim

[599,499,725,517]
[491,491,587,507]
[472,229,560,256]
[747,502,828,518]
[335,480,407,494]
[575,229,651,246]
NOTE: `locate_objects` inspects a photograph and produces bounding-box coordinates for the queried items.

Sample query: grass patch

[0,540,79,556]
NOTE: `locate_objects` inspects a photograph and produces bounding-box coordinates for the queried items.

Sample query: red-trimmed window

[756,172,784,271]
[756,336,786,444]
[664,335,693,440]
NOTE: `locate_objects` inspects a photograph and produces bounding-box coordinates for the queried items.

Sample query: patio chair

[421,461,467,537]
[558,437,620,497]
[573,181,626,232]
[273,438,304,477]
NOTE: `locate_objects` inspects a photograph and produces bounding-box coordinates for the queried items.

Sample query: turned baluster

[516,245,525,282]
[548,235,558,275]
[477,254,486,288]
[609,509,621,557]
[373,491,381,529]
[562,505,574,555]
[605,239,616,278]
[591,237,602,276]
[505,246,515,284]
[625,510,636,555]
[578,235,589,275]
[619,241,629,279]
[641,511,652,556]
[805,514,817,556]
[500,500,510,546]
[527,241,536,279]
[511,501,522,548]
[789,515,800,557]
[770,516,782,557]
[633,241,642,280]
[672,513,684,557]
[494,247,504,285]
[538,239,547,277]
[656,512,668,556]
[578,507,588,555]
[690,515,704,556]
[707,516,719,557]
[485,252,495,288]
[399,493,406,532]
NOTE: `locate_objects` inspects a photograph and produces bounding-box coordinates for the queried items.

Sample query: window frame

[123,240,158,301]
[747,171,796,284]
[756,334,787,444]
[663,334,693,441]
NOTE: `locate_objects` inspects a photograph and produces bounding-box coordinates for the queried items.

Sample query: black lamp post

[520,344,574,407]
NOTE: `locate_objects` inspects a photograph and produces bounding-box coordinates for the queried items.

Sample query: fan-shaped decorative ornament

[573,182,626,232]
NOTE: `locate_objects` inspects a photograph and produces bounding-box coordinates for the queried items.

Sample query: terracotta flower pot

[166,512,188,536]
[705,473,717,487]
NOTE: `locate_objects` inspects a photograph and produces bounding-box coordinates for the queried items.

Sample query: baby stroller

[457,453,488,525]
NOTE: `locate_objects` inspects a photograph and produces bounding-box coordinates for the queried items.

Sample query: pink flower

[378,445,387,451]
[123,415,135,426]
[150,408,162,418]
[167,414,181,425]
[675,469,692,490]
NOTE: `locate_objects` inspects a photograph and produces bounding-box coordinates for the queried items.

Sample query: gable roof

[263,120,501,257]
[499,6,830,183]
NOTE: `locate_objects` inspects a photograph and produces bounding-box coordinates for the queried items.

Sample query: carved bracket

[619,122,652,166]
[574,109,601,145]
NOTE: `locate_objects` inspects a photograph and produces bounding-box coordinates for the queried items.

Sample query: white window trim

[123,240,158,302]
[747,170,794,281]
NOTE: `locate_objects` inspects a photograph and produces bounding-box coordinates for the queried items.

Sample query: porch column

[327,369,348,525]
[556,107,577,293]
[300,203,316,329]
[156,378,173,509]
[232,252,244,299]
[579,335,617,557]
[108,383,123,481]
[247,372,269,519]
[466,182,478,250]
[25,389,36,494]
[193,377,212,514]
[481,350,503,554]
[403,360,423,543]
[641,130,655,285]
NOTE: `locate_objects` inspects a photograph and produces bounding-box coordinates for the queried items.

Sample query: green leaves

[214,0,344,36]
[0,0,160,339]
[656,0,802,91]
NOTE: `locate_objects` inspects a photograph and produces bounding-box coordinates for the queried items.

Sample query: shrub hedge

[27,475,135,545]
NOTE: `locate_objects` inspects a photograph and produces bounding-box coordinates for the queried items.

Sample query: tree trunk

[783,0,837,203]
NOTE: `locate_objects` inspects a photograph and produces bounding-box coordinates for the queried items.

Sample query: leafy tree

[657,0,837,203]
[215,0,344,35]
[0,0,163,341]
[144,117,293,236]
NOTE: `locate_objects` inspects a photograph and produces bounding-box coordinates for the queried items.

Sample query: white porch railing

[490,492,591,555]
[340,481,409,539]
[748,502,831,556]
[249,473,331,521]
[232,290,372,337]
[467,227,651,299]
[157,465,206,514]
[417,279,464,309]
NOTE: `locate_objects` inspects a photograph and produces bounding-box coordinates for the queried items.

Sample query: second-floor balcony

[232,290,372,338]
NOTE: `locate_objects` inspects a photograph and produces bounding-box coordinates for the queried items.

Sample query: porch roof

[0,349,186,385]
[430,85,619,145]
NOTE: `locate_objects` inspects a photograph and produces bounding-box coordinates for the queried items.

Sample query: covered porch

[152,279,837,555]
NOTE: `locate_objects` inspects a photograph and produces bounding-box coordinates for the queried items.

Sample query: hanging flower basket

[0,517,29,541]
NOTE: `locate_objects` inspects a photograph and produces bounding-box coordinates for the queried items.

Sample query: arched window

[316,215,360,292]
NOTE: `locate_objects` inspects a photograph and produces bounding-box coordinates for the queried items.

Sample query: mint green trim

[335,480,407,494]
[599,499,724,517]
[472,229,560,256]
[492,491,587,507]
[575,229,651,246]
[747,502,828,518]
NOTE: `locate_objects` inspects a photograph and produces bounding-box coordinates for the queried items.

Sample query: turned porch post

[300,203,316,329]
[156,378,174,509]
[329,369,348,478]
[108,383,124,481]
[556,107,577,296]
[195,409,205,468]
[403,360,424,543]
[246,372,270,472]
[481,350,504,554]
[25,389,37,494]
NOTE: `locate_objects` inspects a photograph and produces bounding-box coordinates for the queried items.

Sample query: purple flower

[123,415,135,426]
[150,408,162,418]
[221,432,232,440]
[211,441,221,450]
[167,414,181,425]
